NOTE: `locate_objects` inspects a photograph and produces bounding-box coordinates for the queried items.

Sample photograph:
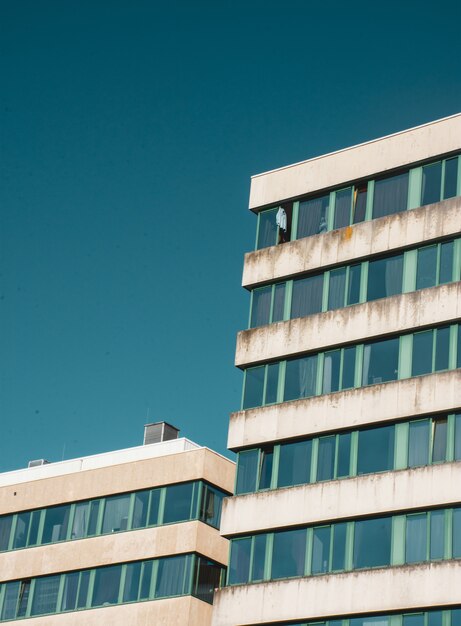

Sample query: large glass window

[430,510,445,560]
[42,505,70,544]
[357,424,394,475]
[362,338,399,386]
[332,522,347,571]
[155,555,190,598]
[412,331,433,376]
[422,162,442,205]
[284,355,317,401]
[236,449,259,494]
[297,195,329,238]
[31,575,60,616]
[416,245,438,290]
[242,366,265,409]
[408,420,430,467]
[353,517,391,569]
[406,513,427,563]
[258,447,273,490]
[271,529,306,579]
[101,495,130,534]
[200,484,224,529]
[317,436,335,481]
[334,188,352,230]
[163,482,195,524]
[291,274,323,319]
[250,286,272,328]
[91,565,122,607]
[328,268,346,310]
[132,490,149,530]
[444,157,459,199]
[373,172,409,218]
[228,538,251,585]
[123,562,142,603]
[256,208,278,249]
[278,440,312,488]
[367,254,403,301]
[312,526,331,574]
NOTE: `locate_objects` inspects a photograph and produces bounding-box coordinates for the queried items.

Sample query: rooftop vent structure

[143,422,180,446]
[28,459,50,468]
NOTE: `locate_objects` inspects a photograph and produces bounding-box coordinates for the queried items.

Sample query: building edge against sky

[211,113,461,625]
[0,423,235,625]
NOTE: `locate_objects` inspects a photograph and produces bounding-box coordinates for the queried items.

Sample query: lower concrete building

[0,423,235,625]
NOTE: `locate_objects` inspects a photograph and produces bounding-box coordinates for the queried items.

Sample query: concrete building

[212,114,461,626]
[0,423,234,625]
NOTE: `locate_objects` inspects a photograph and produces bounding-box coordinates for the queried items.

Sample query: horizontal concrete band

[2,595,212,626]
[228,370,461,450]
[0,448,235,515]
[249,114,461,210]
[236,282,461,367]
[220,462,461,536]
[242,197,461,288]
[212,560,461,626]
[0,521,228,583]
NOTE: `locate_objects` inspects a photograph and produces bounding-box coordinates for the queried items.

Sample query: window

[362,337,399,386]
[284,355,317,401]
[228,538,251,584]
[236,449,259,494]
[406,513,427,563]
[193,557,222,603]
[243,363,279,409]
[101,495,130,534]
[353,517,391,568]
[251,534,267,581]
[357,425,394,475]
[291,274,323,319]
[163,482,195,524]
[416,245,437,289]
[455,414,461,461]
[258,447,273,490]
[155,555,191,598]
[0,516,12,552]
[332,522,347,571]
[256,208,278,249]
[421,161,442,205]
[353,183,367,223]
[31,575,60,616]
[334,188,352,230]
[91,565,122,606]
[452,508,461,558]
[412,331,433,376]
[250,286,272,327]
[317,436,335,481]
[372,172,409,218]
[132,490,149,529]
[430,510,445,560]
[123,562,142,603]
[312,526,331,574]
[431,417,447,463]
[297,195,329,238]
[271,529,306,579]
[408,420,430,467]
[199,484,224,528]
[278,440,312,488]
[367,254,403,301]
[444,157,459,198]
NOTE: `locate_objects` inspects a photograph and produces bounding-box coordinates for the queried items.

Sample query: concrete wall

[249,114,461,210]
[220,462,461,536]
[1,595,212,626]
[228,370,461,450]
[236,282,461,367]
[0,448,235,515]
[242,197,460,288]
[211,561,461,626]
[0,520,227,582]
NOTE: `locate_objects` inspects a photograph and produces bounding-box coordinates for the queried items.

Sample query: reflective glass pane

[77,571,90,608]
[1,581,20,620]
[416,246,437,290]
[367,255,403,301]
[87,501,99,536]
[337,433,351,478]
[452,609,461,626]
[347,264,361,305]
[284,355,318,401]
[229,538,251,584]
[251,534,267,581]
[422,162,442,205]
[334,188,352,230]
[353,185,367,224]
[453,508,461,558]
[139,561,153,600]
[27,510,40,547]
[332,522,347,571]
[373,172,409,218]
[163,483,194,523]
[257,208,278,250]
[71,502,90,539]
[428,611,443,626]
[432,418,447,463]
[351,617,390,626]
[412,331,433,376]
[317,436,335,481]
[312,526,331,574]
[199,485,224,528]
[243,366,265,409]
[403,615,424,626]
[357,425,394,475]
[271,529,306,579]
[31,575,60,616]
[430,510,445,560]
[13,512,30,548]
[439,241,454,284]
[435,326,450,372]
[61,572,79,612]
[353,517,391,568]
[148,489,160,526]
[291,274,324,319]
[408,420,430,467]
[272,283,286,323]
[236,450,259,494]
[101,495,130,534]
[0,515,13,551]
[323,350,340,394]
[362,338,399,386]
[16,581,30,617]
[297,195,329,238]
[258,448,273,490]
[328,268,346,310]
[250,286,272,328]
[132,490,149,529]
[123,562,141,602]
[278,440,312,488]
[265,363,279,405]
[444,157,458,199]
[342,346,356,390]
[42,505,70,544]
[406,514,427,563]
[455,414,461,461]
[193,557,222,604]
[91,565,122,606]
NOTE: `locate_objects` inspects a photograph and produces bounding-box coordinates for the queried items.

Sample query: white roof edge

[250,112,461,180]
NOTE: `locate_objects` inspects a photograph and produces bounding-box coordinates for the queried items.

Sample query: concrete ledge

[236,282,461,367]
[228,370,461,450]
[220,462,461,536]
[1,595,212,626]
[0,521,228,582]
[242,197,461,288]
[212,560,461,626]
[249,114,461,209]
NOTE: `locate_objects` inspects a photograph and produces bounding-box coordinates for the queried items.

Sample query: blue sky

[1,0,460,472]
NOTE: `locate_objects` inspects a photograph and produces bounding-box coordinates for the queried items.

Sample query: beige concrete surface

[228,370,461,450]
[242,197,461,288]
[0,595,212,626]
[220,462,461,535]
[0,520,228,582]
[0,448,235,515]
[236,282,461,367]
[212,560,461,626]
[249,114,461,209]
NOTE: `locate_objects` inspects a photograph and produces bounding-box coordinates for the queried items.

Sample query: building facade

[0,424,234,625]
[212,114,461,626]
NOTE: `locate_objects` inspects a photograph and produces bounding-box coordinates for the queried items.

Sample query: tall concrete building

[0,423,234,625]
[212,114,461,626]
